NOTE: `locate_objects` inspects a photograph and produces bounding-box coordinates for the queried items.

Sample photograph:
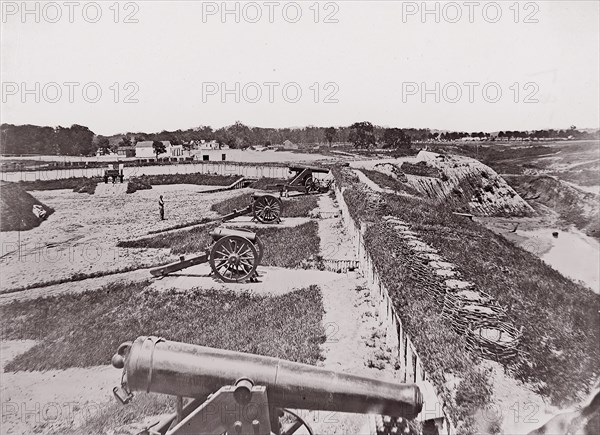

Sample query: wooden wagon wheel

[252,195,282,223]
[304,177,319,194]
[209,235,258,283]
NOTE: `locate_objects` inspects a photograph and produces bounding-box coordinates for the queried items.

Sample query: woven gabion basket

[466,319,522,362]
[444,299,508,335]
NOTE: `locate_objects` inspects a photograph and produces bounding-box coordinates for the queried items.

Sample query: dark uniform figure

[159,195,165,220]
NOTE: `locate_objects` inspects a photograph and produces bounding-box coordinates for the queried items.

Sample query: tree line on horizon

[1,121,598,156]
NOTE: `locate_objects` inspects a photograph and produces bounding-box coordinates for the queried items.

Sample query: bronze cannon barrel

[115,336,422,419]
[210,227,257,242]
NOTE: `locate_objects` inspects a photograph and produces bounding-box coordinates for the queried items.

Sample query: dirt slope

[368,151,534,217]
[506,174,600,239]
[0,182,54,231]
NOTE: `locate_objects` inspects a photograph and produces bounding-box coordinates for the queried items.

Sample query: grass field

[238,221,320,268]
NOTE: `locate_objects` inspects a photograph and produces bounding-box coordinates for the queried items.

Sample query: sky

[1,0,599,135]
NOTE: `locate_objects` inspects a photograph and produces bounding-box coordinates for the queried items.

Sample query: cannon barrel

[210,227,257,242]
[288,165,330,173]
[114,336,422,419]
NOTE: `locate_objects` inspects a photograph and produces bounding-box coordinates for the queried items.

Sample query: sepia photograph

[0,1,599,434]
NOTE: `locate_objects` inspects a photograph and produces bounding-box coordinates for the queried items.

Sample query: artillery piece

[150,227,263,283]
[112,336,423,435]
[104,163,124,183]
[221,193,283,224]
[277,166,333,196]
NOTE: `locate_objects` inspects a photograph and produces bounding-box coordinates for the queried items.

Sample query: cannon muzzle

[112,336,422,419]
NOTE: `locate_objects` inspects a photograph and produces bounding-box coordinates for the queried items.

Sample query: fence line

[0,162,291,182]
[333,184,454,433]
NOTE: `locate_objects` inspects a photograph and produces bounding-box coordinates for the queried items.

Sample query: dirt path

[295,195,405,435]
[0,341,117,435]
[317,194,356,261]
[149,264,344,296]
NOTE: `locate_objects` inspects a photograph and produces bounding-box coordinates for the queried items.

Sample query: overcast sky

[1,0,599,135]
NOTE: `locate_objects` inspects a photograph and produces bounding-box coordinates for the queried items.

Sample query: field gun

[221,193,283,224]
[149,227,263,282]
[104,163,124,183]
[112,336,423,435]
[277,166,333,196]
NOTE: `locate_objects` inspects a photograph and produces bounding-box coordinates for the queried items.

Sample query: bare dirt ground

[0,185,246,291]
[0,341,116,435]
[317,194,356,261]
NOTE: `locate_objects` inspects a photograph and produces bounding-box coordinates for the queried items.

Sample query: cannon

[150,227,263,282]
[112,336,423,435]
[221,193,283,224]
[104,163,124,183]
[277,166,333,196]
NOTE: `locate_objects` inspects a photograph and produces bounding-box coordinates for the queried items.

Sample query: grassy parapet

[1,282,325,371]
[17,177,98,192]
[210,192,318,218]
[333,166,600,429]
[0,183,55,231]
[358,169,420,196]
[135,173,241,186]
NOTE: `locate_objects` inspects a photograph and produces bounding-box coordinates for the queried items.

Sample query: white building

[135,141,184,159]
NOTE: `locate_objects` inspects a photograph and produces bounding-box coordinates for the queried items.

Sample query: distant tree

[152,140,166,159]
[382,128,411,148]
[97,137,111,155]
[349,122,376,148]
[118,136,132,147]
[325,127,337,146]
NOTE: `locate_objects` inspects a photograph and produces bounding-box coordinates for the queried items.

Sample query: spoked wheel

[304,177,319,194]
[209,235,258,283]
[279,408,315,435]
[253,195,282,223]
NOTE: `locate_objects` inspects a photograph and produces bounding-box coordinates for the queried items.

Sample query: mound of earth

[126,177,152,194]
[505,174,600,239]
[373,151,534,217]
[0,182,54,231]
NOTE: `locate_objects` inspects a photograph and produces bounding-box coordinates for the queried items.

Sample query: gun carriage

[277,166,333,196]
[150,227,263,282]
[112,336,423,435]
[221,194,283,224]
[104,163,124,183]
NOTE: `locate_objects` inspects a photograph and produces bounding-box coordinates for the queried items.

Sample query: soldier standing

[159,195,165,220]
